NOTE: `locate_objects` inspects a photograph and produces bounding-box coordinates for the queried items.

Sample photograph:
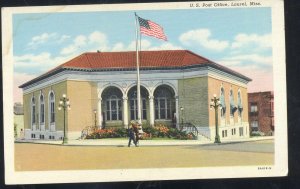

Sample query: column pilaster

[123,97,129,128]
[175,96,179,129]
[149,95,155,127]
[97,98,102,129]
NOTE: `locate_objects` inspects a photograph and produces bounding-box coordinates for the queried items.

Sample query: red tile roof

[60,50,209,69]
[19,50,251,88]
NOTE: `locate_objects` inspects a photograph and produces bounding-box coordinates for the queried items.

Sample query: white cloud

[111,40,182,52]
[219,54,272,68]
[14,52,75,73]
[231,33,272,50]
[179,29,229,51]
[57,35,71,43]
[27,33,57,48]
[148,42,183,51]
[60,31,108,55]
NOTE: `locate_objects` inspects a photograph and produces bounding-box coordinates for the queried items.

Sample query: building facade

[248,91,274,135]
[20,50,251,141]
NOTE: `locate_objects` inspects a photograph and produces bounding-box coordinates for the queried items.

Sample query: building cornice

[20,63,251,89]
[22,65,250,95]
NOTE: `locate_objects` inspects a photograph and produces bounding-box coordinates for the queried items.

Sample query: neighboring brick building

[248,91,274,135]
[19,50,252,141]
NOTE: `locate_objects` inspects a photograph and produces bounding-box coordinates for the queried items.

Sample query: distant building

[248,91,274,135]
[14,103,24,138]
[19,50,252,141]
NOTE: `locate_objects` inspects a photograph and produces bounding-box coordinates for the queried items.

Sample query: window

[220,87,226,117]
[154,88,174,120]
[250,103,258,112]
[129,90,147,120]
[239,127,244,136]
[270,99,274,116]
[230,90,237,116]
[40,94,45,124]
[130,99,147,120]
[49,92,55,123]
[31,97,36,125]
[237,91,243,117]
[251,121,259,131]
[232,128,236,135]
[106,95,122,121]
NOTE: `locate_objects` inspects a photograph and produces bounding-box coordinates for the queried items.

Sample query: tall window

[155,88,174,120]
[251,121,259,131]
[230,90,237,116]
[129,89,147,120]
[130,98,147,120]
[220,87,226,117]
[49,92,55,123]
[250,103,258,112]
[106,95,122,121]
[237,91,243,117]
[40,94,45,124]
[31,97,36,125]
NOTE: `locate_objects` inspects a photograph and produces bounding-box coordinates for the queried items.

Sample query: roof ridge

[185,50,211,63]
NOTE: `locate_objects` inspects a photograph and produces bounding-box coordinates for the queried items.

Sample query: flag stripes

[138,17,167,41]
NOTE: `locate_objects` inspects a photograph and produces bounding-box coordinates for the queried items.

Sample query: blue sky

[13,7,273,102]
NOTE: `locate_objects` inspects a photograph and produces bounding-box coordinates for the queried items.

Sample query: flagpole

[135,13,142,125]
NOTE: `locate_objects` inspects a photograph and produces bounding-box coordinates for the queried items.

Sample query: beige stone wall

[208,77,249,127]
[23,81,67,132]
[66,80,98,132]
[178,77,209,127]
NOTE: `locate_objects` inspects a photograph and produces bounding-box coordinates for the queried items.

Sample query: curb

[15,136,273,146]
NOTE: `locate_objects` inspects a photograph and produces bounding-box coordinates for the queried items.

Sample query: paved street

[15,140,274,171]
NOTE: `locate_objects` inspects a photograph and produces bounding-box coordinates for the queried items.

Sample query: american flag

[138,16,167,41]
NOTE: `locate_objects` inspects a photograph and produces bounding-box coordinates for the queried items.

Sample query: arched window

[31,96,36,127]
[106,95,122,121]
[154,87,174,120]
[49,92,55,124]
[230,89,237,116]
[40,94,45,125]
[238,90,243,117]
[220,87,226,117]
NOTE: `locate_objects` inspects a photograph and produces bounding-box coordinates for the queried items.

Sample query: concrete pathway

[15,136,274,146]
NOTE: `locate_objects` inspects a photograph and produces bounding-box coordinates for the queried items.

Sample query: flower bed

[85,124,196,140]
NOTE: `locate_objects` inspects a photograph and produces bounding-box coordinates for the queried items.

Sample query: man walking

[128,124,137,147]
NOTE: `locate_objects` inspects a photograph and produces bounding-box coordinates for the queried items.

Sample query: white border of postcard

[2,0,287,184]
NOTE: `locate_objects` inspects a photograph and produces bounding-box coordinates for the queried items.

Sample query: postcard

[2,0,287,184]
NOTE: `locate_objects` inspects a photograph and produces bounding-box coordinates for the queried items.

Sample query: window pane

[106,101,110,110]
[119,111,122,120]
[111,101,117,111]
[41,104,45,123]
[155,109,159,119]
[130,100,135,110]
[160,108,166,119]
[160,99,165,109]
[106,111,110,120]
[112,111,117,120]
[143,109,147,119]
[131,110,135,120]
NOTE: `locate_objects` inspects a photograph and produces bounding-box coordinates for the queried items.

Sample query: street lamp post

[58,94,70,144]
[180,107,184,127]
[94,109,97,127]
[210,94,222,144]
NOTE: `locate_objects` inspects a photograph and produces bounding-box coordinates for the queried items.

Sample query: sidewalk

[15,136,274,146]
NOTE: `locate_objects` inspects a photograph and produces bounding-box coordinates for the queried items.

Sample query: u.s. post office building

[20,50,251,141]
